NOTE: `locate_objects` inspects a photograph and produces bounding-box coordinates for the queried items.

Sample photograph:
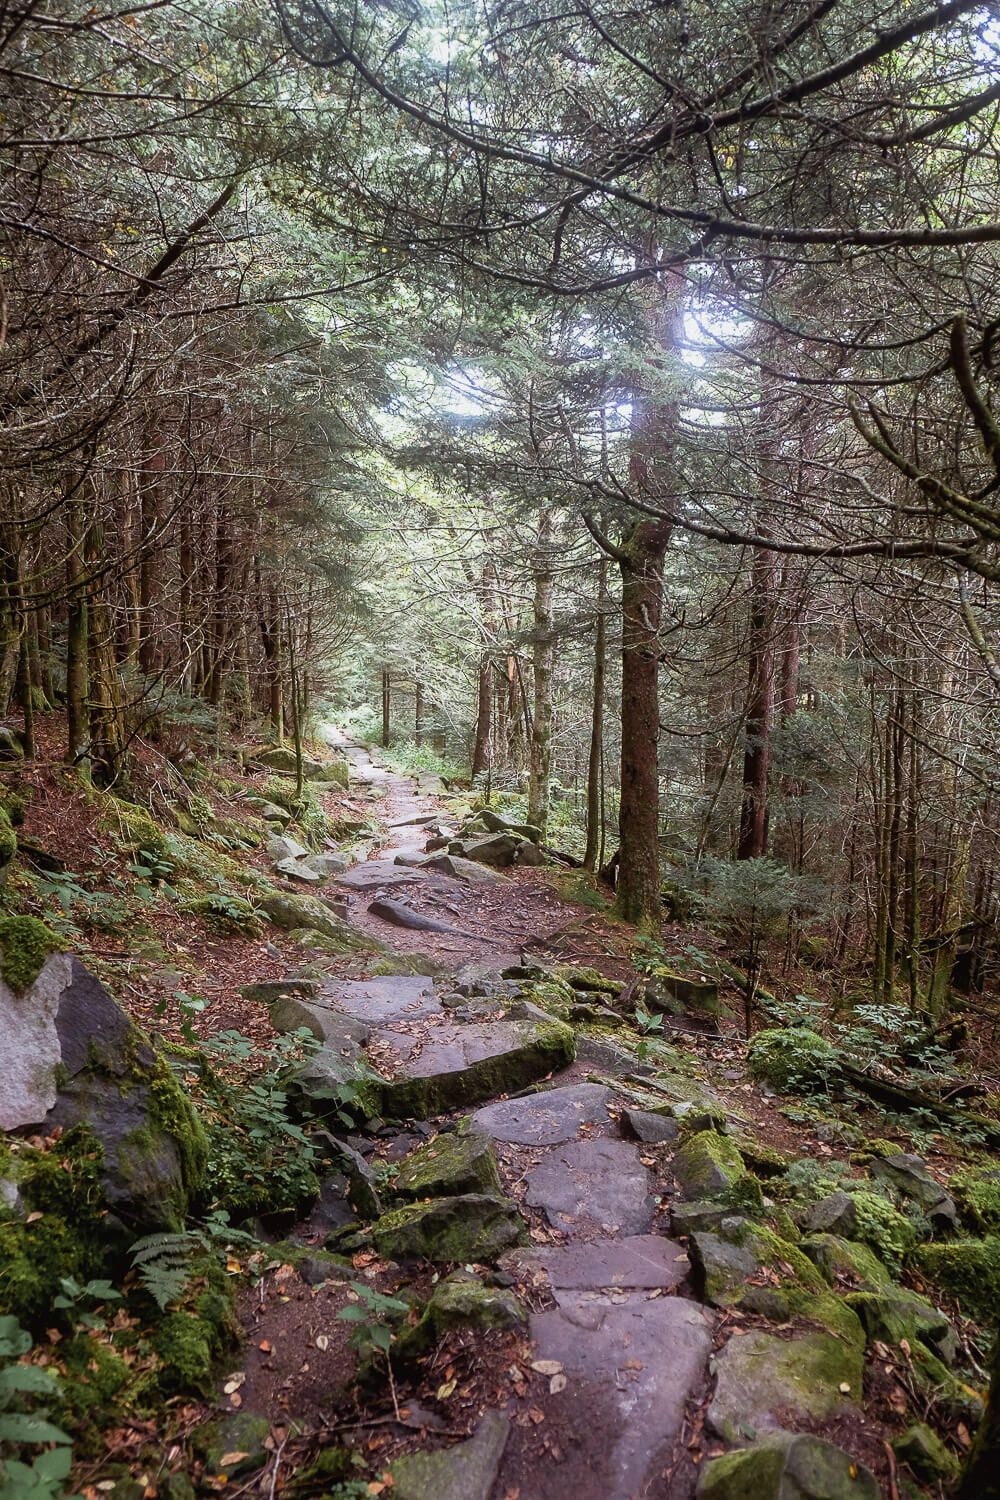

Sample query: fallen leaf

[229,1393,243,1408]
[549,1373,567,1394]
[25,1211,43,1224]
[528,1407,546,1425]
[436,1379,457,1400]
[315,1334,330,1351]
[258,1340,272,1353]
[530,1359,563,1376]
[222,1373,246,1395]
[838,1382,851,1394]
[219,1452,249,1468]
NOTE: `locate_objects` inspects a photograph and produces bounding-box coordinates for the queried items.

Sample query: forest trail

[223,737,886,1500]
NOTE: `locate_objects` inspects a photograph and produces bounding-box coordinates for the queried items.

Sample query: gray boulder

[266,833,309,863]
[0,925,206,1230]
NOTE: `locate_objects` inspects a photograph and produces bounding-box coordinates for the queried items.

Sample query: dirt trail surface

[218,735,897,1500]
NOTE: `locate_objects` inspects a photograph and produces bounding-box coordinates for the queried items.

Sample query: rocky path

[236,734,933,1499]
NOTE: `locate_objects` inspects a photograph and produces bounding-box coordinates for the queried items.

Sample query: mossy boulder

[845,1288,958,1364]
[192,1410,272,1481]
[848,1190,920,1272]
[914,1236,1000,1322]
[389,1409,509,1500]
[707,1328,864,1445]
[672,1130,762,1211]
[949,1164,1000,1233]
[251,745,349,787]
[637,970,721,1021]
[551,965,621,997]
[257,887,382,952]
[395,1131,501,1199]
[690,1220,864,1347]
[396,1272,524,1361]
[747,1027,839,1093]
[870,1151,957,1228]
[698,1431,879,1499]
[365,1192,526,1263]
[891,1423,960,1483]
[800,1233,893,1290]
[0,949,206,1230]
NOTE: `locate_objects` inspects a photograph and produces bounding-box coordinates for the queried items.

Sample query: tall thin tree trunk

[584,558,608,871]
[617,518,672,928]
[414,682,423,746]
[527,510,556,838]
[65,481,91,779]
[381,666,391,748]
[738,542,777,860]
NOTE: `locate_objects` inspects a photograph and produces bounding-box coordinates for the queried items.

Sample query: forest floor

[5,724,993,1498]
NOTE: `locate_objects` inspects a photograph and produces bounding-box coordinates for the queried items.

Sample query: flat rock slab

[707,1328,863,1444]
[318,975,441,1026]
[334,859,430,889]
[470,1083,611,1145]
[525,1139,655,1236]
[523,1293,712,1500]
[376,1017,573,1119]
[504,1234,689,1291]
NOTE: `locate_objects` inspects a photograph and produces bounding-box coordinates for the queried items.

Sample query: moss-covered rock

[257,887,381,952]
[891,1423,960,1482]
[747,1027,839,1093]
[848,1191,919,1272]
[192,1410,272,1481]
[697,1431,879,1499]
[672,1130,762,1211]
[949,1164,1000,1234]
[551,965,621,997]
[365,1192,526,1263]
[800,1233,893,1290]
[396,1272,525,1361]
[389,1409,510,1500]
[915,1236,1000,1322]
[0,914,59,991]
[845,1288,958,1364]
[395,1131,501,1199]
[707,1328,864,1445]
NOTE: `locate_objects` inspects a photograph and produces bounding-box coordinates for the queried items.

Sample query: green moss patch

[747,1027,839,1094]
[915,1236,1000,1322]
[0,913,60,991]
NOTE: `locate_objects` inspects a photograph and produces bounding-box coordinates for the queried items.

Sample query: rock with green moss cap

[192,1411,272,1481]
[748,1027,839,1093]
[673,1130,762,1210]
[697,1431,879,1499]
[389,1410,509,1500]
[250,744,349,786]
[551,964,622,997]
[891,1423,960,1482]
[800,1233,893,1290]
[948,1164,1000,1234]
[396,1272,524,1361]
[914,1236,1000,1322]
[846,1287,958,1362]
[1,945,206,1230]
[870,1151,957,1229]
[256,887,383,951]
[365,1192,526,1263]
[395,1131,501,1199]
[707,1328,864,1444]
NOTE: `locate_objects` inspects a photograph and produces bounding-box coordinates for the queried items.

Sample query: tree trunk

[616,518,672,927]
[584,558,608,871]
[527,510,556,838]
[414,681,424,745]
[65,482,91,779]
[960,1324,1000,1500]
[738,542,777,859]
[381,666,391,748]
[471,656,491,777]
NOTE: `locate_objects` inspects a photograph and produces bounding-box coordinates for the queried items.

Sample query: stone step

[376,1016,575,1118]
[470,1083,612,1144]
[505,1294,712,1500]
[524,1138,656,1236]
[502,1234,689,1292]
